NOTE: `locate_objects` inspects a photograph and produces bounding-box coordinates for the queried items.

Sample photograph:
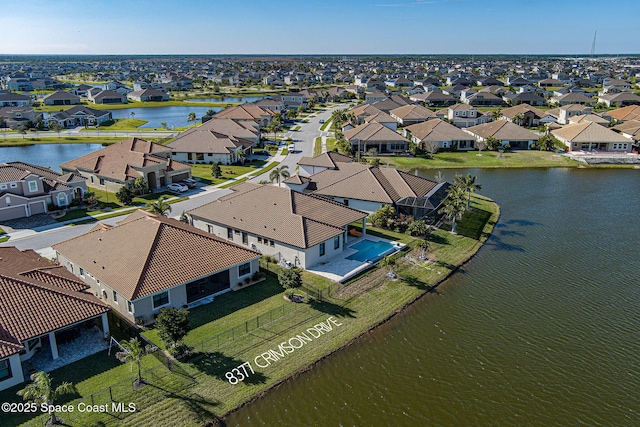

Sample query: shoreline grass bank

[1,194,499,427]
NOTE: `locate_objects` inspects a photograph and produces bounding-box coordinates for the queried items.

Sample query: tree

[369,157,381,167]
[513,112,525,126]
[537,133,562,151]
[490,109,502,121]
[18,371,76,426]
[269,164,290,186]
[179,211,189,224]
[453,173,481,208]
[439,186,466,234]
[369,204,395,229]
[211,162,222,178]
[331,108,348,130]
[278,267,302,292]
[267,117,283,144]
[116,186,135,205]
[187,112,196,127]
[156,308,190,349]
[160,121,167,130]
[424,140,439,158]
[237,149,247,165]
[115,338,152,388]
[380,255,396,277]
[133,177,148,195]
[130,111,135,120]
[18,124,27,139]
[418,239,430,260]
[485,136,500,151]
[84,191,98,206]
[406,219,429,237]
[147,196,172,217]
[49,122,63,138]
[476,139,488,154]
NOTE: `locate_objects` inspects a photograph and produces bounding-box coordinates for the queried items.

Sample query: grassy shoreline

[1,195,499,427]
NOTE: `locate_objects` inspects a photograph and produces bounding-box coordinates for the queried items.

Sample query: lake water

[224,168,640,427]
[106,106,222,129]
[186,96,265,103]
[0,144,104,171]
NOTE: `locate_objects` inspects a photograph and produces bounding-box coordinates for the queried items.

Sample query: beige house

[500,104,556,127]
[53,211,261,325]
[0,162,87,221]
[389,104,437,126]
[297,151,352,177]
[552,122,632,152]
[608,105,640,122]
[214,105,275,128]
[59,137,191,193]
[167,130,254,165]
[188,183,367,270]
[344,122,409,155]
[404,118,476,151]
[464,120,538,149]
[0,247,109,391]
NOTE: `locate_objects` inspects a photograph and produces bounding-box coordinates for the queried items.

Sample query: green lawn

[378,150,578,169]
[313,136,322,156]
[190,161,267,185]
[325,137,336,152]
[319,120,332,131]
[5,196,499,427]
[97,118,148,130]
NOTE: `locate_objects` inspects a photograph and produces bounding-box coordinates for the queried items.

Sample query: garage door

[171,173,190,183]
[0,205,27,221]
[29,201,46,215]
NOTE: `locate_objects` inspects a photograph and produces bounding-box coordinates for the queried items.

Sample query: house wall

[0,354,25,392]
[171,152,232,165]
[328,197,383,214]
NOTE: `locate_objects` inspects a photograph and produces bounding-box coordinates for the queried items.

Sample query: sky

[0,0,638,55]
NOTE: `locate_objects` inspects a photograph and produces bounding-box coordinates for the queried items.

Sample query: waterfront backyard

[0,194,498,427]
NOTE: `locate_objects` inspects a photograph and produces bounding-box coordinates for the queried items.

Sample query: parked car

[182,178,197,188]
[288,144,296,152]
[319,119,325,123]
[254,150,269,156]
[167,183,188,193]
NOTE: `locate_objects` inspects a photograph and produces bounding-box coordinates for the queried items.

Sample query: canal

[224,168,640,427]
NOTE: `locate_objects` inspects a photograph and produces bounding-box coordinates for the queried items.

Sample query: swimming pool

[346,239,396,262]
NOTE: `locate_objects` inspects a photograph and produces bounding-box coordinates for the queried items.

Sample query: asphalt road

[0,104,351,253]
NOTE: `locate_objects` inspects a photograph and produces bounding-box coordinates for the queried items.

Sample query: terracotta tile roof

[551,121,630,143]
[568,114,609,125]
[0,247,109,358]
[53,211,260,300]
[213,105,274,122]
[188,184,366,249]
[465,120,538,141]
[500,104,548,120]
[59,138,190,182]
[196,118,259,140]
[298,152,352,169]
[167,129,253,154]
[309,163,440,204]
[609,105,640,122]
[405,119,475,142]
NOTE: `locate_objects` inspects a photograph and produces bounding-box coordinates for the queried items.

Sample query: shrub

[278,267,302,290]
[155,308,190,348]
[116,186,134,205]
[369,205,395,229]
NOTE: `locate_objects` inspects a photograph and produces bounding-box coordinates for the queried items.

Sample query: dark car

[254,150,269,156]
[182,178,197,188]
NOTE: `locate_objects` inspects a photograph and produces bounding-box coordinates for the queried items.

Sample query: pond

[106,106,222,129]
[0,144,104,171]
[186,96,266,103]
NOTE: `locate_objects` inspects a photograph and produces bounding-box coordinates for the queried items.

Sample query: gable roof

[167,129,253,154]
[551,121,630,143]
[500,103,549,120]
[0,161,85,185]
[59,137,190,182]
[298,151,352,168]
[389,104,437,121]
[0,247,108,358]
[309,163,441,204]
[53,211,260,300]
[609,105,640,122]
[188,183,366,249]
[405,119,475,142]
[344,122,409,143]
[466,120,538,141]
[214,105,275,122]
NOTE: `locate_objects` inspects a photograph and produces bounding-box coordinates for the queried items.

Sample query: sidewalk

[3,148,289,241]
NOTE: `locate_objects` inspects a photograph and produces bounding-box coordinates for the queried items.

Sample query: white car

[167,183,188,193]
[288,144,296,152]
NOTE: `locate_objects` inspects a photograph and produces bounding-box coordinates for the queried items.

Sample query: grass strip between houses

[2,194,498,427]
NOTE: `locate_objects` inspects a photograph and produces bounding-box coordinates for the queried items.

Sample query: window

[99,178,105,185]
[258,237,263,243]
[152,291,169,309]
[343,199,349,206]
[239,262,251,276]
[320,242,326,257]
[79,267,84,277]
[334,236,340,250]
[127,301,133,313]
[207,225,214,234]
[0,359,12,381]
[269,240,275,247]
[0,184,6,190]
[227,227,233,240]
[196,153,204,161]
[242,232,248,245]
[188,153,193,161]
[28,181,38,192]
[10,183,17,188]
[112,290,118,303]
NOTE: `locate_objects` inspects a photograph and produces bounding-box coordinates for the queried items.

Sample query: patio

[21,325,108,377]
[306,235,405,283]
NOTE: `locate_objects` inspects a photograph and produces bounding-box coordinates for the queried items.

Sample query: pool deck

[307,235,405,283]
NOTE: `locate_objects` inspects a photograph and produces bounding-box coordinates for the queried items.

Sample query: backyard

[3,194,498,427]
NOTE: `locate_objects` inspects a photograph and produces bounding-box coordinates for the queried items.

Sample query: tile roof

[213,105,274,122]
[59,137,190,182]
[298,152,352,168]
[500,104,549,120]
[0,161,85,184]
[405,119,475,142]
[0,247,108,358]
[609,105,640,122]
[551,122,631,143]
[344,122,409,143]
[390,104,437,121]
[465,120,538,141]
[53,211,260,300]
[309,163,440,204]
[167,129,253,154]
[188,183,366,249]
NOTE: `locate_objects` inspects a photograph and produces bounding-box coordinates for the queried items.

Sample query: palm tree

[418,239,430,260]
[147,196,172,216]
[490,109,502,121]
[513,112,525,126]
[187,112,196,127]
[237,149,247,165]
[130,111,135,120]
[17,371,76,426]
[267,118,283,144]
[49,122,63,138]
[453,173,482,208]
[269,165,290,186]
[439,186,466,234]
[115,338,152,387]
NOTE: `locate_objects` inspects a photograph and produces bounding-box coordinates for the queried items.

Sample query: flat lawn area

[379,150,579,169]
[325,137,336,152]
[319,120,332,131]
[98,118,148,130]
[190,161,267,185]
[7,195,498,427]
[313,136,322,156]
